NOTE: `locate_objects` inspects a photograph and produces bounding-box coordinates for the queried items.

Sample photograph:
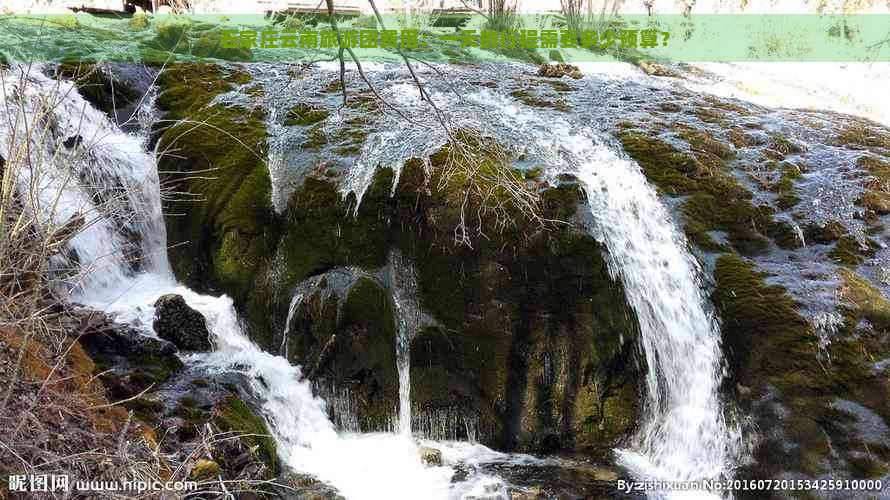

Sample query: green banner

[0,13,888,62]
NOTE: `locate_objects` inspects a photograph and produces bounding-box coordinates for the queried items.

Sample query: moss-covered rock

[828,234,879,266]
[57,62,139,117]
[715,254,890,485]
[268,141,640,451]
[284,103,330,126]
[155,64,279,346]
[834,122,890,150]
[287,277,400,431]
[617,130,801,255]
[837,269,890,332]
[214,396,278,476]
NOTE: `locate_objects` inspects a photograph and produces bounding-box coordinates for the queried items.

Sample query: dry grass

[433,130,547,247]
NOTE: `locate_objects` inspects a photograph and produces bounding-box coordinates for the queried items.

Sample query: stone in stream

[536,62,582,79]
[418,446,443,467]
[153,294,212,351]
[75,307,177,357]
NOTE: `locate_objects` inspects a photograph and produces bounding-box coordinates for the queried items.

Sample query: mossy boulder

[284,104,330,126]
[155,64,280,344]
[274,152,640,451]
[57,62,140,117]
[837,269,890,332]
[160,100,641,452]
[715,254,890,484]
[286,277,400,431]
[214,396,278,476]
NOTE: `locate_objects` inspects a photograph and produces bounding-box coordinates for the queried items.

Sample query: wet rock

[635,61,680,78]
[56,62,140,117]
[153,294,212,351]
[63,135,83,149]
[214,395,278,475]
[76,308,177,358]
[418,446,443,467]
[511,487,546,500]
[859,190,890,215]
[275,472,345,500]
[536,63,581,79]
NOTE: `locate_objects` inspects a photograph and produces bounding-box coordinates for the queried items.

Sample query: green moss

[537,79,575,92]
[616,131,704,195]
[858,190,890,214]
[155,63,250,115]
[215,396,278,476]
[682,194,776,255]
[153,16,192,50]
[657,102,682,113]
[838,269,890,331]
[834,123,890,150]
[729,128,760,148]
[767,133,806,158]
[701,95,753,115]
[172,399,207,424]
[618,131,800,253]
[771,163,802,210]
[129,12,150,30]
[331,278,399,430]
[301,124,329,150]
[284,103,330,126]
[713,254,813,387]
[509,89,571,112]
[57,62,139,115]
[803,220,845,244]
[857,156,890,185]
[694,107,729,126]
[126,354,184,390]
[715,254,890,479]
[127,396,165,423]
[155,64,279,347]
[678,130,735,160]
[828,235,878,266]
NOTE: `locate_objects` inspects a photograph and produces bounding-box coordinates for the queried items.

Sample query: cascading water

[388,250,422,436]
[0,63,527,500]
[325,78,744,494]
[569,139,742,486]
[469,94,744,491]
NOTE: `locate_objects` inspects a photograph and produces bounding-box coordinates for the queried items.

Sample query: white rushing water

[1,55,757,499]
[0,63,524,500]
[412,90,742,494]
[571,139,742,490]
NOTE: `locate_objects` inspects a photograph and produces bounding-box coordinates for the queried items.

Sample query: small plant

[433,130,546,246]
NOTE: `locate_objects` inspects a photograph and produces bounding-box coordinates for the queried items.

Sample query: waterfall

[1,64,522,500]
[420,89,744,490]
[388,250,422,437]
[564,135,742,486]
[3,56,752,499]
[280,293,303,358]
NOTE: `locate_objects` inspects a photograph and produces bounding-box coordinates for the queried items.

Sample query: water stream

[0,62,541,500]
[9,47,883,497]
